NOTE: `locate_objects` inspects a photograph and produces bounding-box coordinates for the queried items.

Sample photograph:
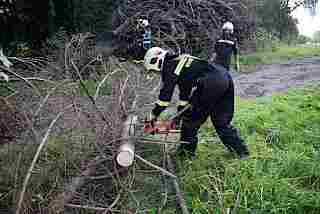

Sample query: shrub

[0,97,26,144]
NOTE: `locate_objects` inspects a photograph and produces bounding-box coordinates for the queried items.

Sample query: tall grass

[176,85,320,213]
[0,131,96,212]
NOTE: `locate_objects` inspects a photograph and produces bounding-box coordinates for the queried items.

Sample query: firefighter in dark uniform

[213,21,240,72]
[144,47,249,159]
[134,18,152,61]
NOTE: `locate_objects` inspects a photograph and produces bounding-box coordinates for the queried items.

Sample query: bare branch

[16,106,71,214]
[0,65,42,96]
[135,154,177,179]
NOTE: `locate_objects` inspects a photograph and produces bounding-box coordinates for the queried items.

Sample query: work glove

[144,112,157,135]
[146,111,157,127]
[148,102,166,128]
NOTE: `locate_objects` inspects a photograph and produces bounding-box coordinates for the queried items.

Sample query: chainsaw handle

[168,104,191,120]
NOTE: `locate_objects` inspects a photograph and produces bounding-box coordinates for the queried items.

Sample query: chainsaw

[143,119,181,135]
[143,104,191,135]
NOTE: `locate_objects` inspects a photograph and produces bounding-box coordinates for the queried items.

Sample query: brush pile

[112,0,256,57]
[0,33,144,213]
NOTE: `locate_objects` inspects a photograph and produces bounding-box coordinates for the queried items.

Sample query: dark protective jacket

[150,52,249,158]
[152,53,214,117]
[213,35,238,70]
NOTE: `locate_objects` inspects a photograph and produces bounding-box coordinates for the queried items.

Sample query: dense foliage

[1,0,318,55]
[257,0,319,45]
[0,0,114,53]
[313,30,320,42]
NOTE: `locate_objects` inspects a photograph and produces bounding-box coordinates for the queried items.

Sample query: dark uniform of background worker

[213,21,240,72]
[118,18,152,62]
[134,18,152,61]
[143,46,249,159]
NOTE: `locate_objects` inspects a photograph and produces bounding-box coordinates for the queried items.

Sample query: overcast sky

[291,4,320,38]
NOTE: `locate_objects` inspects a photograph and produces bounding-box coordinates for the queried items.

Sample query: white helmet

[138,19,150,27]
[222,21,234,33]
[144,47,168,72]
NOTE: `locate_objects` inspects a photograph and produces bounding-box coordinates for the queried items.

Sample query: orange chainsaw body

[144,120,180,134]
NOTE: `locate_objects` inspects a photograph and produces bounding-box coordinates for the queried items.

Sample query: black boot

[237,146,249,159]
[216,126,249,159]
[176,142,197,158]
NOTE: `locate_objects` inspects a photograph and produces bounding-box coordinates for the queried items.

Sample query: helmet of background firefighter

[143,47,168,72]
[138,19,150,28]
[222,21,234,34]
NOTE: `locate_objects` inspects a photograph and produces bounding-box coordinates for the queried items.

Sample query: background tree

[313,30,320,42]
[0,0,16,49]
[53,0,75,33]
[257,0,319,42]
[0,0,50,52]
[1,0,115,54]
[296,33,312,43]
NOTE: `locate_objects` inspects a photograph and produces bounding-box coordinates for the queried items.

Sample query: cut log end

[116,148,134,167]
[117,115,137,167]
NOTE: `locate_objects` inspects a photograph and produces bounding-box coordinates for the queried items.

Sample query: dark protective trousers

[179,66,248,156]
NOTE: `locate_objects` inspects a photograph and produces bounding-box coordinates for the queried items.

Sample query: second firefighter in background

[213,21,240,72]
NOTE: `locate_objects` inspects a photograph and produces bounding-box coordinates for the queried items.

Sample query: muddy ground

[234,57,320,99]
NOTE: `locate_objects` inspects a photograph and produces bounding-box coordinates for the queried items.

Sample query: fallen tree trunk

[116,114,138,167]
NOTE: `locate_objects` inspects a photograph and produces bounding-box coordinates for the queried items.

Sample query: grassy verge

[238,45,320,72]
[0,131,97,212]
[175,84,320,213]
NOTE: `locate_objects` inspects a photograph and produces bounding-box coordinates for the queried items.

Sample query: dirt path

[233,57,320,99]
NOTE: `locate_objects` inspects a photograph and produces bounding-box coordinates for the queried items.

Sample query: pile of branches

[112,0,256,57]
[1,30,196,213]
[0,33,140,213]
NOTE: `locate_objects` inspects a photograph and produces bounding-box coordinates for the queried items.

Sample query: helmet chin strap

[158,59,163,71]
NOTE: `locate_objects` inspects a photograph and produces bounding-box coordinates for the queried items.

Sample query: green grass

[175,84,320,213]
[0,131,97,211]
[0,82,18,97]
[79,79,112,97]
[238,45,320,72]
